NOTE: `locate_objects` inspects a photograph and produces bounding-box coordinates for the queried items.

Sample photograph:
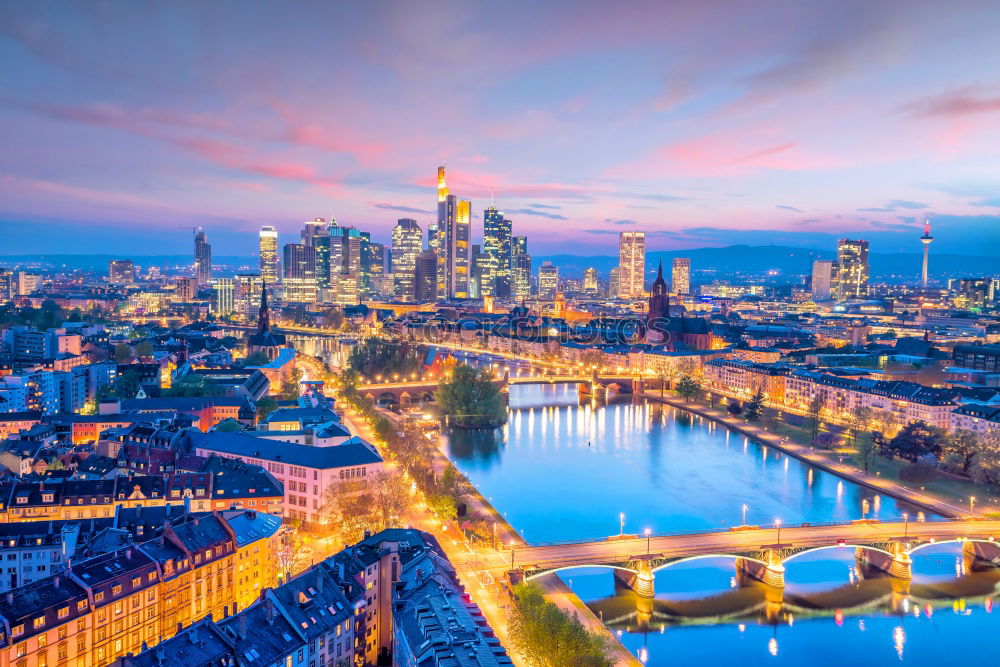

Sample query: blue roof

[184,431,382,469]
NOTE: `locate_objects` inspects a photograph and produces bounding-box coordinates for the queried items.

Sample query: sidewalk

[643,391,996,519]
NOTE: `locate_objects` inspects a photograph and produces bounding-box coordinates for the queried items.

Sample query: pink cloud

[902,86,1000,118]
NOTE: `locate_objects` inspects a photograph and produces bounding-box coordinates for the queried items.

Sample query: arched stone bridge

[357,369,641,406]
[509,519,1000,600]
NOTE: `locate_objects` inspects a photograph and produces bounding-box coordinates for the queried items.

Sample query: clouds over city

[0,0,999,255]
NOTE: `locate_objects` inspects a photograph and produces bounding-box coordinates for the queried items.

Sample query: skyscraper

[194,229,212,285]
[435,165,471,299]
[301,218,331,289]
[513,253,532,301]
[259,226,279,285]
[214,278,235,315]
[920,218,933,290]
[834,238,870,300]
[538,262,559,299]
[483,206,513,299]
[583,267,598,292]
[414,250,438,302]
[609,267,620,297]
[391,218,423,300]
[327,220,362,304]
[361,237,386,296]
[618,231,645,298]
[811,259,834,300]
[671,257,690,295]
[282,243,317,303]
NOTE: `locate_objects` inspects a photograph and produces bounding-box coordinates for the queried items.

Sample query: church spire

[257,281,270,335]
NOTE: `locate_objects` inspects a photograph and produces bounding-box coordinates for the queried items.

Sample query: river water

[445,384,1000,665]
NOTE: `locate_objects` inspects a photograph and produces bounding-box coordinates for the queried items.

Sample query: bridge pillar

[735,551,784,603]
[855,544,911,580]
[963,540,1000,572]
[612,562,655,598]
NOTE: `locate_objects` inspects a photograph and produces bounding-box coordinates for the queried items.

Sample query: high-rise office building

[834,238,869,300]
[194,229,212,284]
[323,219,362,304]
[483,206,513,299]
[414,251,438,302]
[108,259,136,283]
[300,218,331,289]
[16,271,40,296]
[435,166,471,299]
[811,259,834,300]
[235,273,263,320]
[282,243,317,303]
[0,269,12,301]
[609,267,620,297]
[391,218,423,300]
[583,267,598,292]
[618,231,645,297]
[214,278,235,315]
[538,262,559,299]
[671,257,690,295]
[259,226,279,285]
[359,232,385,296]
[513,253,532,301]
[956,278,998,310]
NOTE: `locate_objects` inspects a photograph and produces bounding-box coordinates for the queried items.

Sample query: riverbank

[642,390,997,519]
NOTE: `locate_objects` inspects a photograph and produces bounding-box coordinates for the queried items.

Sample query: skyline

[3,1,1000,256]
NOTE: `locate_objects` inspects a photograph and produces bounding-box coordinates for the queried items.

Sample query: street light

[741,503,749,527]
[902,512,909,540]
[775,518,782,546]
[645,528,651,556]
[619,512,626,536]
[970,496,977,514]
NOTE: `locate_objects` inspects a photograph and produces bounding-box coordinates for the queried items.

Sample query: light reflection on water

[445,383,999,665]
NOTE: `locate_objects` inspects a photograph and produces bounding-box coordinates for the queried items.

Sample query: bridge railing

[522,516,966,548]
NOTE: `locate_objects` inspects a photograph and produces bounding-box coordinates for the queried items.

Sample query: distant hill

[1,245,997,279]
[536,245,1000,279]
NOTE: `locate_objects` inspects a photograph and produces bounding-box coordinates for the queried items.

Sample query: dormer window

[42,494,53,503]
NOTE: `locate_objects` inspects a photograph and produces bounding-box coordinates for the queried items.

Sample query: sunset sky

[2,0,999,256]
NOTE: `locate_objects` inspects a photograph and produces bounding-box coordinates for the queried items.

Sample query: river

[445,383,1000,665]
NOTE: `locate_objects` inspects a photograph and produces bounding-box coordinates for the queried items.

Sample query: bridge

[508,519,1000,603]
[357,370,641,407]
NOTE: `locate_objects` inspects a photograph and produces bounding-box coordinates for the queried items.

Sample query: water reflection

[445,384,999,665]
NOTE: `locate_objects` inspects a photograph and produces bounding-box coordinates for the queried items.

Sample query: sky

[1,0,1000,257]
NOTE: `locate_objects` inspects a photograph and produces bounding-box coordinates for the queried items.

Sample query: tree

[213,418,246,432]
[886,421,944,462]
[112,368,142,399]
[806,395,826,442]
[255,395,280,421]
[506,583,613,667]
[857,429,880,473]
[726,400,743,417]
[655,364,675,397]
[845,406,874,448]
[942,429,979,475]
[675,375,701,403]
[434,364,507,428]
[744,388,764,422]
[133,340,154,360]
[578,349,606,371]
[279,367,303,400]
[970,433,1000,488]
[241,350,271,367]
[114,343,133,363]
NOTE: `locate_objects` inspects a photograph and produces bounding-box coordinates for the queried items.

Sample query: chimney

[238,613,247,639]
[6,592,12,604]
[264,599,275,625]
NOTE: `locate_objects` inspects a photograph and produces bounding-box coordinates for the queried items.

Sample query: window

[11,624,23,637]
[57,607,68,619]
[94,592,104,603]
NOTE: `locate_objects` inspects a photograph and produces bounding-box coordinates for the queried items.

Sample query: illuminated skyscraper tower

[259,226,279,285]
[194,229,212,285]
[435,165,470,299]
[834,238,869,300]
[618,231,646,298]
[920,218,933,290]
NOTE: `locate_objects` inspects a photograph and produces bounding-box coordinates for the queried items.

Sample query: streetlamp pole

[742,503,749,527]
[645,528,651,556]
[970,496,976,515]
[902,512,909,540]
[510,543,515,570]
[775,518,782,547]
[620,512,625,536]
